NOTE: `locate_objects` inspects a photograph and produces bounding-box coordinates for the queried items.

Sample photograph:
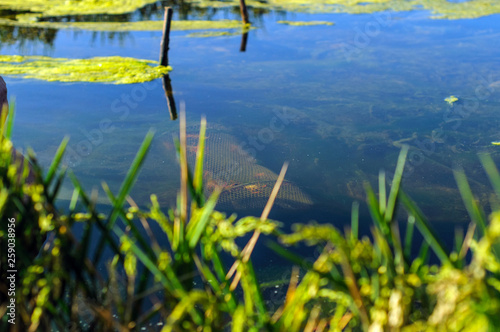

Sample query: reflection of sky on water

[4,9,500,244]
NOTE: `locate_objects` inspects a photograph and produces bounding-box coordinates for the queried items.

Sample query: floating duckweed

[0,18,245,32]
[277,20,335,26]
[445,95,459,105]
[0,55,172,84]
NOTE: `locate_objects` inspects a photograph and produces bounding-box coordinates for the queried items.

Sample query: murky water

[4,3,500,258]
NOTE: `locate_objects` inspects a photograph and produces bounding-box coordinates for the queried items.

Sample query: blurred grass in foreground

[1,104,500,331]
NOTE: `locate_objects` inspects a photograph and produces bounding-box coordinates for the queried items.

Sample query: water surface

[4,3,500,261]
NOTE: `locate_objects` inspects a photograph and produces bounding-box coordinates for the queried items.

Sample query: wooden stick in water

[239,0,249,24]
[240,31,248,52]
[160,7,173,67]
[162,74,177,120]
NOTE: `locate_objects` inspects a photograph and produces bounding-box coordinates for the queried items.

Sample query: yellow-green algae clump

[0,55,171,84]
[1,0,500,21]
[0,0,159,17]
[0,16,245,32]
[277,20,334,26]
[182,0,500,19]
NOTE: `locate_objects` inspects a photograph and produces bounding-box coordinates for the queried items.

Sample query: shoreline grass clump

[1,104,500,331]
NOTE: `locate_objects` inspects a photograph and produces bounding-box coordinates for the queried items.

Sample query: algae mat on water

[0,17,246,32]
[0,0,159,17]
[0,55,172,84]
[1,0,500,20]
[277,21,335,26]
[183,0,500,19]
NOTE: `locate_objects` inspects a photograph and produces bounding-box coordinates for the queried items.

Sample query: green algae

[0,0,159,17]
[444,95,459,105]
[0,17,246,32]
[182,0,500,19]
[277,20,335,26]
[186,31,241,38]
[1,0,500,21]
[0,55,172,84]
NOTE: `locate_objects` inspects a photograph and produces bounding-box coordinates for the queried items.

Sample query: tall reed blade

[379,170,386,215]
[400,190,451,265]
[45,137,69,186]
[193,116,207,205]
[351,201,359,242]
[384,145,408,224]
[5,99,15,139]
[186,190,220,249]
[479,153,500,202]
[453,168,487,236]
[93,130,155,265]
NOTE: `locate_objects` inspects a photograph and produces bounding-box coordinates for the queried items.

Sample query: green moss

[277,20,334,26]
[0,55,172,84]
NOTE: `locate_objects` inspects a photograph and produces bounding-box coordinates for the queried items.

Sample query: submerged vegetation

[0,55,171,84]
[1,103,500,330]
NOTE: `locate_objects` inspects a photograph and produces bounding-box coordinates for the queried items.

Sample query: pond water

[4,2,500,263]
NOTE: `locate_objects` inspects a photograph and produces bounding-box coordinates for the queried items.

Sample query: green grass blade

[0,101,7,137]
[102,181,157,260]
[379,170,386,215]
[93,130,154,264]
[364,182,388,237]
[385,145,409,224]
[69,188,80,211]
[44,136,69,186]
[453,168,487,235]
[69,173,122,258]
[48,167,67,203]
[211,250,237,311]
[232,305,246,332]
[351,201,359,242]
[5,99,15,139]
[193,117,207,201]
[400,190,451,265]
[108,129,155,225]
[187,190,220,249]
[174,138,202,205]
[112,227,182,296]
[479,153,500,200]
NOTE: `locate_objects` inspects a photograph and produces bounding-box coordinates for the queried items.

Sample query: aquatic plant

[0,55,171,84]
[445,95,459,105]
[277,21,335,26]
[0,0,160,17]
[0,17,247,32]
[1,0,499,25]
[1,104,500,331]
[181,0,500,19]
